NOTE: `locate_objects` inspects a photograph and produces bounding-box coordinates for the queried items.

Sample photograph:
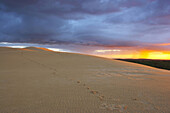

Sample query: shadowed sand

[0,47,170,113]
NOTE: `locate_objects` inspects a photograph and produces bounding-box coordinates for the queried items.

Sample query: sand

[0,47,170,113]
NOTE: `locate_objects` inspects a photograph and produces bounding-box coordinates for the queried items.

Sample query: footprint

[90,90,99,95]
[132,98,138,101]
[52,72,56,75]
[100,103,127,112]
[77,81,81,83]
[98,95,104,101]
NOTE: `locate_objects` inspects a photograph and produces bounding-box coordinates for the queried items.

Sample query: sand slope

[0,47,170,113]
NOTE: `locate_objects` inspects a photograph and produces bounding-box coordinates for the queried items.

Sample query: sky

[0,0,170,59]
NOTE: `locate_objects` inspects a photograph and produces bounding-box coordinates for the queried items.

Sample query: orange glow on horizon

[95,49,170,60]
[139,50,170,60]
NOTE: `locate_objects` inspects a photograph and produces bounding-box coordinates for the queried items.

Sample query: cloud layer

[0,0,170,49]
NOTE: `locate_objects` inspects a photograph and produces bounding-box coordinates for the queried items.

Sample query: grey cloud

[0,0,170,48]
[105,0,170,25]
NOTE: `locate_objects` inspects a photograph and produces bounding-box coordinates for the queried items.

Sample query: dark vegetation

[116,59,170,70]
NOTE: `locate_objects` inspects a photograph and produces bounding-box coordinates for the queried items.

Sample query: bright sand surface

[0,47,170,113]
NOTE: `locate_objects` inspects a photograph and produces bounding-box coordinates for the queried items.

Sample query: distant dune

[0,47,170,113]
[117,59,170,70]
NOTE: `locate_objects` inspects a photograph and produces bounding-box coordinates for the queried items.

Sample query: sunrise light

[94,49,170,60]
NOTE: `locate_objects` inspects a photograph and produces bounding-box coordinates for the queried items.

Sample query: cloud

[0,0,170,50]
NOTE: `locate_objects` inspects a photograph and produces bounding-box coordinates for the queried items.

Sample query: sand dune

[0,47,170,113]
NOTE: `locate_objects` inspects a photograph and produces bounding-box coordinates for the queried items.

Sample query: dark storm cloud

[0,0,170,47]
[105,0,170,24]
